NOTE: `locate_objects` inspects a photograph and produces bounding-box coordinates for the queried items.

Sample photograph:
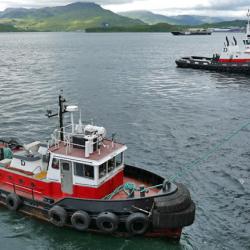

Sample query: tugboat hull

[0,164,195,240]
[176,56,250,74]
[0,94,195,241]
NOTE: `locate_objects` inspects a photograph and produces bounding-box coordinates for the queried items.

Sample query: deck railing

[49,125,112,156]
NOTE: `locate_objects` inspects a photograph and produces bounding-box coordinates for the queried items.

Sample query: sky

[0,0,249,17]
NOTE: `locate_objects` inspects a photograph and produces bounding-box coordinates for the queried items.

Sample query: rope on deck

[103,185,124,200]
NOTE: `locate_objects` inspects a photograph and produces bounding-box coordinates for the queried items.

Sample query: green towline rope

[104,119,250,199]
[170,119,250,182]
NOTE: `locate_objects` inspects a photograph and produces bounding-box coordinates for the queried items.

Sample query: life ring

[71,210,91,231]
[48,205,67,227]
[6,193,22,211]
[125,212,149,235]
[96,212,119,233]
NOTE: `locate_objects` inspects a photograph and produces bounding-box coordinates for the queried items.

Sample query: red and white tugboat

[0,93,195,240]
[176,10,250,74]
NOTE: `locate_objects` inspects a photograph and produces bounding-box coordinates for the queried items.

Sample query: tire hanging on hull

[6,193,22,211]
[96,212,119,233]
[125,213,149,235]
[71,210,91,231]
[48,205,67,227]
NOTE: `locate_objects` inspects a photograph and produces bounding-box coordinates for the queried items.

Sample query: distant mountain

[172,15,230,25]
[0,3,246,32]
[119,11,231,25]
[0,2,144,31]
[201,20,247,28]
[119,11,177,25]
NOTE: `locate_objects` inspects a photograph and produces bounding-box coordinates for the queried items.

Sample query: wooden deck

[111,176,160,200]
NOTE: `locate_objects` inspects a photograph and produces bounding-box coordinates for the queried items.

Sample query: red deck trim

[5,166,34,176]
[218,58,250,63]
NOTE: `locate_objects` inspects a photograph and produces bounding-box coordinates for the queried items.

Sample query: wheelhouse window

[99,162,107,179]
[108,157,115,172]
[115,153,123,168]
[52,158,59,170]
[74,162,94,179]
[42,153,50,163]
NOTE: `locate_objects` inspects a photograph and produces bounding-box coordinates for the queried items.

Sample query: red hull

[0,168,124,201]
[218,58,250,63]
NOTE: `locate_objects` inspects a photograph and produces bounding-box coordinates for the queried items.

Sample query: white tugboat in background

[175,10,250,74]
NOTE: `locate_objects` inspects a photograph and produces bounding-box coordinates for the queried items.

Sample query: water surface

[0,32,249,250]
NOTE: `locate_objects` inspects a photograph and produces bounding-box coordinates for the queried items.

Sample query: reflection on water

[0,32,249,250]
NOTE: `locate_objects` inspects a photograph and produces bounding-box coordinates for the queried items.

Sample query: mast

[247,9,250,38]
[58,93,66,141]
[46,91,68,141]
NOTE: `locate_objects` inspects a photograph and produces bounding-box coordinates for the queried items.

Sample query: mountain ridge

[0,2,145,31]
[119,10,235,25]
[0,2,247,32]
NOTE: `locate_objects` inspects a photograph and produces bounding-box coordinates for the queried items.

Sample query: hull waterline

[175,57,250,74]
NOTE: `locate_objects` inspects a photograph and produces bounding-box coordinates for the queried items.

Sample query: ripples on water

[0,32,249,250]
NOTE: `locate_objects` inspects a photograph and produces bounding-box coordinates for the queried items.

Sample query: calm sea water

[0,32,250,250]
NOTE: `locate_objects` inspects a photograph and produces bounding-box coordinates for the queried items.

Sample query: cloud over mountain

[0,0,249,16]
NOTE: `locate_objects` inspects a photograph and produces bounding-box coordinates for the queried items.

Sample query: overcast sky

[0,0,249,17]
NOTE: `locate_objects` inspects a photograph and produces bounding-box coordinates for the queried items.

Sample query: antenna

[226,36,229,47]
[46,91,68,141]
[233,36,237,45]
[246,9,250,38]
[111,133,116,148]
[79,109,82,124]
[247,9,250,27]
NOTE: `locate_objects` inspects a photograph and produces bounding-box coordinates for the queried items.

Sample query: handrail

[5,181,43,195]
[49,127,109,155]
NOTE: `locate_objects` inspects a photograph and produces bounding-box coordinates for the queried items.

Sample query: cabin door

[60,160,73,194]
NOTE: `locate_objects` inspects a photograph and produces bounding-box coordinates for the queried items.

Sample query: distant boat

[171,29,212,36]
[175,10,250,75]
[212,28,232,32]
[213,28,245,33]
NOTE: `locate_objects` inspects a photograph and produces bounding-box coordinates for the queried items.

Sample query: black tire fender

[6,193,22,211]
[153,201,196,229]
[155,183,192,213]
[48,205,67,227]
[125,212,149,235]
[71,210,91,231]
[96,212,119,233]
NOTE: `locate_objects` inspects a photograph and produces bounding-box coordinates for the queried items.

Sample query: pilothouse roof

[49,139,126,165]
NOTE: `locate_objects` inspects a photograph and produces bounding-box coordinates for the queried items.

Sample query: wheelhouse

[0,114,127,200]
[47,135,126,197]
